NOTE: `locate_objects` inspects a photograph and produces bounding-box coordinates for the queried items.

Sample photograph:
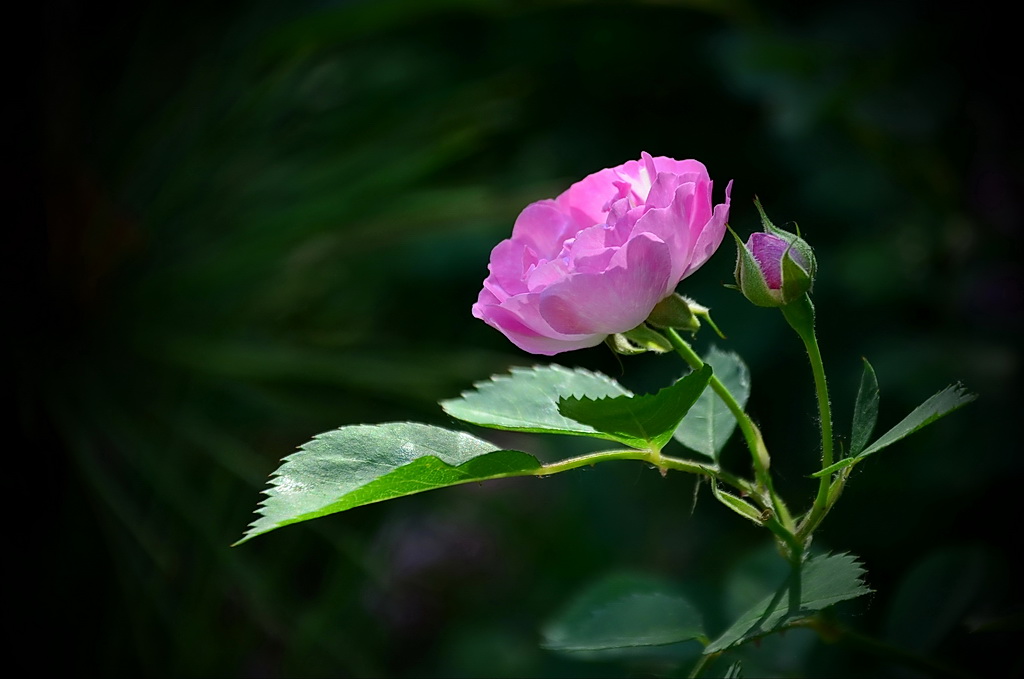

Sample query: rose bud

[733,199,816,308]
[473,152,732,355]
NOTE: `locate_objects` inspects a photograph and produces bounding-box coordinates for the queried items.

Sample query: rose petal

[472,294,604,355]
[566,224,619,273]
[631,191,694,285]
[539,234,673,335]
[682,178,713,236]
[683,179,731,279]
[511,200,577,259]
[644,171,685,210]
[651,156,709,180]
[748,231,788,288]
[526,256,571,292]
[482,238,537,298]
[557,167,621,228]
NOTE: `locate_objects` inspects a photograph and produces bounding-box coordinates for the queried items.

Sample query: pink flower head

[473,152,732,355]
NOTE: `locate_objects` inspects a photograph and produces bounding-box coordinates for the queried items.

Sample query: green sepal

[691,300,728,339]
[648,294,726,339]
[619,324,673,353]
[730,225,782,308]
[710,482,766,526]
[647,293,700,332]
[780,243,815,302]
[606,333,649,355]
[753,196,778,232]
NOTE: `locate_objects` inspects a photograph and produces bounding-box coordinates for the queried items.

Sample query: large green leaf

[236,422,539,544]
[557,365,713,450]
[849,358,879,456]
[541,572,705,652]
[674,348,750,460]
[704,553,870,654]
[813,383,976,477]
[440,364,631,438]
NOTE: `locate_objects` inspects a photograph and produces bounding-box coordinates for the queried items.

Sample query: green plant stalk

[535,448,759,498]
[779,295,835,541]
[664,328,796,536]
[687,651,716,679]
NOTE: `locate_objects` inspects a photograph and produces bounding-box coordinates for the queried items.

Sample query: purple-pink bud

[733,205,817,308]
[748,232,810,290]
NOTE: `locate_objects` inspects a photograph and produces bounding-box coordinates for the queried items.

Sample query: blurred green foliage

[26,0,1020,676]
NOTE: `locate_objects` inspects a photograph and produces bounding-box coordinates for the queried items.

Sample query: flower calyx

[646,293,726,339]
[732,198,817,308]
[607,324,673,355]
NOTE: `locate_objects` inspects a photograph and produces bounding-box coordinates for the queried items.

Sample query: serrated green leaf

[704,553,870,654]
[439,365,631,438]
[813,383,976,477]
[541,572,705,652]
[557,364,713,450]
[674,348,750,460]
[850,358,879,456]
[236,422,539,544]
[723,544,792,623]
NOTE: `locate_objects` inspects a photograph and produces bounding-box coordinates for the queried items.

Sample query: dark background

[23,0,1021,676]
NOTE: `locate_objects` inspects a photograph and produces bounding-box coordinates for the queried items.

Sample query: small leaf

[542,572,705,652]
[704,553,870,654]
[674,347,750,460]
[850,358,879,456]
[440,365,631,438]
[710,482,765,526]
[813,383,976,477]
[557,365,713,450]
[236,422,539,544]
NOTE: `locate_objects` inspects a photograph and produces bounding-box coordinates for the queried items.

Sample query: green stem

[766,513,805,563]
[665,328,796,536]
[687,651,717,679]
[535,448,757,497]
[780,295,835,541]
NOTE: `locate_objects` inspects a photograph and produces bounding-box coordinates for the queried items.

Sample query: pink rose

[472,152,732,355]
